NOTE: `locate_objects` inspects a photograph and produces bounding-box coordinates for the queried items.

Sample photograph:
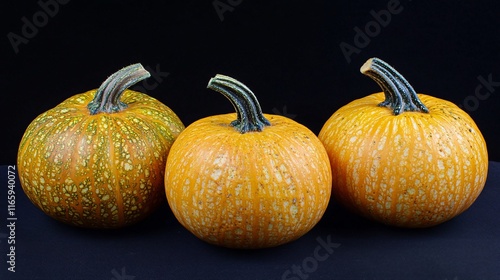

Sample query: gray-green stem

[88,63,150,115]
[361,58,429,115]
[207,74,271,133]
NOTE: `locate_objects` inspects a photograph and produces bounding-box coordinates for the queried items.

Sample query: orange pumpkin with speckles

[319,58,488,228]
[17,64,184,228]
[165,75,332,248]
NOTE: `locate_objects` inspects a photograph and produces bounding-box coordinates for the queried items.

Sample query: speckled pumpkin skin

[17,89,184,228]
[165,113,332,249]
[319,92,488,227]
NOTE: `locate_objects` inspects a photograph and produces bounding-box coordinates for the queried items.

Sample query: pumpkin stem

[87,63,151,115]
[361,58,429,115]
[207,74,271,133]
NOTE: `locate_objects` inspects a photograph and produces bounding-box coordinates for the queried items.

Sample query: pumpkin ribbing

[17,64,184,228]
[165,75,332,248]
[319,58,488,228]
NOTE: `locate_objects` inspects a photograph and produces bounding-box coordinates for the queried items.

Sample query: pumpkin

[318,58,488,228]
[17,64,185,228]
[164,75,332,248]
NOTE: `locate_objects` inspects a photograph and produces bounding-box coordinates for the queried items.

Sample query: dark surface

[0,162,499,280]
[1,0,500,165]
[2,2,500,278]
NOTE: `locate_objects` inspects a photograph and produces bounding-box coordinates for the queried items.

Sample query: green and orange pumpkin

[17,64,185,228]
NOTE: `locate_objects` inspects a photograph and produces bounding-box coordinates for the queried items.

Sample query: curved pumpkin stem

[88,64,151,115]
[361,58,429,115]
[207,74,271,133]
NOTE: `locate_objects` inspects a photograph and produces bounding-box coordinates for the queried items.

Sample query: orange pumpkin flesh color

[17,64,185,228]
[319,58,488,228]
[165,75,332,249]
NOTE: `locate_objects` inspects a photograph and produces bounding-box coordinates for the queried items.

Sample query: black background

[1,0,500,164]
[1,2,500,280]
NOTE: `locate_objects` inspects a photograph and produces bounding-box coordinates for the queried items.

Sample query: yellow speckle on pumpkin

[211,169,222,181]
[437,160,444,170]
[124,163,133,171]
